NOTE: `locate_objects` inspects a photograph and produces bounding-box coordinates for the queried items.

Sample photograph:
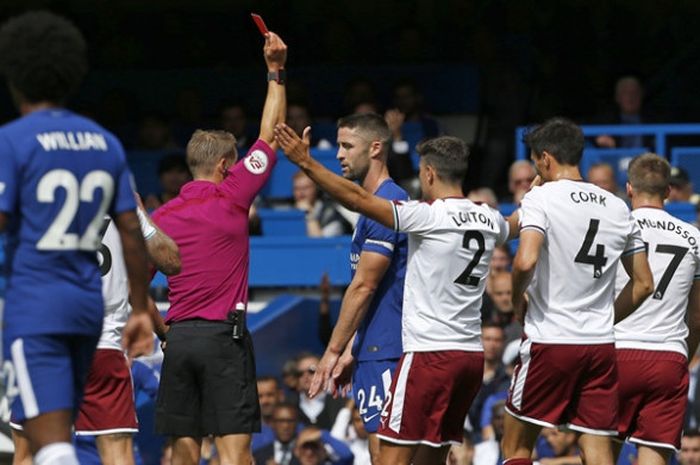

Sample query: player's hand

[123,312,155,358]
[263,31,287,71]
[530,175,543,190]
[309,349,339,399]
[331,351,355,398]
[275,123,312,165]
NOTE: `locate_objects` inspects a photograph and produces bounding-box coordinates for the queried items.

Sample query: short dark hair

[0,11,87,104]
[337,112,391,146]
[684,429,700,439]
[524,117,584,167]
[627,153,670,198]
[417,136,469,184]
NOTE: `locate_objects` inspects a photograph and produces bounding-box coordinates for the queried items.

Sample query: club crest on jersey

[244,150,268,174]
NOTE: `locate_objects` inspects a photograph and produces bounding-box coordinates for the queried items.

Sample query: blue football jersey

[0,108,136,338]
[351,179,408,361]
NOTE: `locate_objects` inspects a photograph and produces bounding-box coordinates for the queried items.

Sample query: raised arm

[275,123,395,228]
[257,32,287,149]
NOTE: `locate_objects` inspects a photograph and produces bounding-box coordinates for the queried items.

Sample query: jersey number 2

[575,218,608,278]
[36,169,114,251]
[454,231,485,286]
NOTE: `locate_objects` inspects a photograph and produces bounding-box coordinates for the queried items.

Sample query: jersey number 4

[36,169,114,251]
[575,218,608,279]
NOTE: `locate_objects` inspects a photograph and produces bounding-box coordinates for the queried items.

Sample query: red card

[251,13,269,36]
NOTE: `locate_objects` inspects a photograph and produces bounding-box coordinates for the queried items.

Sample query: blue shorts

[4,334,99,423]
[352,359,398,433]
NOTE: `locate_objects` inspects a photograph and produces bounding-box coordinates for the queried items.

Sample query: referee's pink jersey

[153,139,276,323]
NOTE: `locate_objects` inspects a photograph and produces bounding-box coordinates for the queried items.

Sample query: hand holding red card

[251,13,269,36]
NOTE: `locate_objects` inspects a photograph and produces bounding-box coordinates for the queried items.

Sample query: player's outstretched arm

[257,32,287,149]
[685,280,700,358]
[511,229,544,324]
[275,123,395,228]
[309,252,391,398]
[614,251,654,324]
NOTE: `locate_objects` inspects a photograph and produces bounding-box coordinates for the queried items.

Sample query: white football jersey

[614,207,700,356]
[520,180,644,344]
[97,218,130,350]
[391,198,509,352]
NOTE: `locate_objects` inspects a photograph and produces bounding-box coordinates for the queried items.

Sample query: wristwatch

[267,69,286,85]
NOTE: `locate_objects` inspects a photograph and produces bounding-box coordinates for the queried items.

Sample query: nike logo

[363,413,380,423]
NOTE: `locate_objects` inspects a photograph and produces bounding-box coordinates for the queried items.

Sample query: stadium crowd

[0,8,699,465]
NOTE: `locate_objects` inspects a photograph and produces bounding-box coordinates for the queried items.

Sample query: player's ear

[369,140,382,159]
[626,182,633,198]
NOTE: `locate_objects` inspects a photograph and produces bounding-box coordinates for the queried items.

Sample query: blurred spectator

[539,428,581,465]
[447,435,475,465]
[293,426,354,465]
[477,341,520,441]
[586,162,619,195]
[144,153,192,210]
[172,87,204,146]
[681,431,700,465]
[282,358,300,398]
[593,76,657,149]
[219,100,256,154]
[467,323,508,441]
[474,401,506,465]
[668,167,700,205]
[291,352,346,430]
[486,272,521,343]
[292,171,353,237]
[490,244,513,274]
[252,376,286,453]
[329,400,371,465]
[343,78,377,116]
[136,113,179,150]
[259,376,285,427]
[318,273,333,347]
[468,188,499,209]
[505,160,536,204]
[392,79,441,140]
[254,403,302,465]
[288,103,332,148]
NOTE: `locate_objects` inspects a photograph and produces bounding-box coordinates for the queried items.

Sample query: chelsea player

[0,11,152,465]
[308,113,408,465]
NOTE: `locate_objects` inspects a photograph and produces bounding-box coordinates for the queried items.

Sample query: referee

[152,31,287,465]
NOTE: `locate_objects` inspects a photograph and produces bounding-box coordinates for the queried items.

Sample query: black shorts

[155,320,260,437]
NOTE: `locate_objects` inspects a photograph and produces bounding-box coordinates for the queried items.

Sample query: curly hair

[0,11,87,104]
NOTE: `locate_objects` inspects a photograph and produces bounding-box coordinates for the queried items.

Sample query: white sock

[34,442,79,465]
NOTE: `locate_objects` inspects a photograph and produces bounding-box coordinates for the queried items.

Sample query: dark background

[1,0,699,190]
